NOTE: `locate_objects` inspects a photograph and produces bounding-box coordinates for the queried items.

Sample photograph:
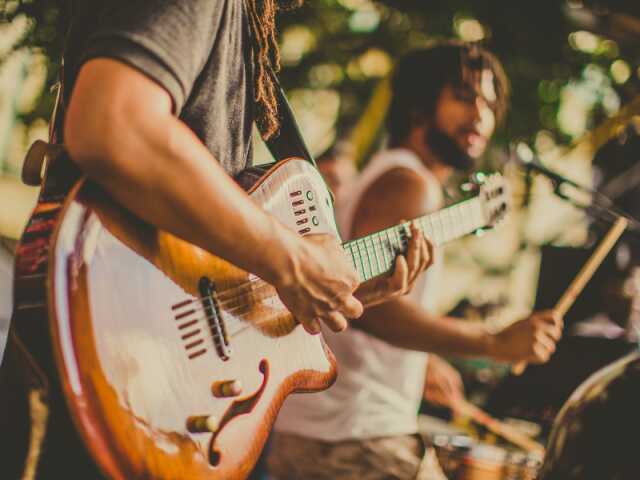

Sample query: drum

[432,437,541,480]
[539,351,640,480]
[432,433,473,477]
[459,444,540,480]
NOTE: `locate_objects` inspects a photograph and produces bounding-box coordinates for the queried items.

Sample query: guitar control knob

[212,380,243,398]
[187,415,220,433]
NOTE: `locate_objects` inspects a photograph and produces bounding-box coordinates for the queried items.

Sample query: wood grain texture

[46,158,340,479]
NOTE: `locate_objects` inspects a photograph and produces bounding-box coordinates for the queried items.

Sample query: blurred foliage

[1,0,640,148]
[279,0,640,149]
[1,0,65,122]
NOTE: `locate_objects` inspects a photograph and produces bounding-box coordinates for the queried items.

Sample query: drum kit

[420,409,543,480]
[432,436,540,480]
[425,347,639,480]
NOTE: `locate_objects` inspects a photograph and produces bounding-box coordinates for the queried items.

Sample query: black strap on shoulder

[259,66,317,168]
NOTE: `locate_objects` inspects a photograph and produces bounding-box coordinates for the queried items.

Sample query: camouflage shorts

[267,431,448,480]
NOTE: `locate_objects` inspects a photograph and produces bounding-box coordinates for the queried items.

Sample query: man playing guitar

[1,0,432,477]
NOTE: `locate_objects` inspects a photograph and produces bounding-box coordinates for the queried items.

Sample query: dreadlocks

[245,0,281,140]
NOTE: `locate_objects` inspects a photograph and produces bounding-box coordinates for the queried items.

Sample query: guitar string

[171,214,459,311]
[176,202,488,347]
[173,199,482,312]
[178,305,291,343]
[173,249,389,311]
[172,226,412,310]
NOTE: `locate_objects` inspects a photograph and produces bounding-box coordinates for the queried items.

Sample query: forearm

[352,297,494,358]
[66,88,297,285]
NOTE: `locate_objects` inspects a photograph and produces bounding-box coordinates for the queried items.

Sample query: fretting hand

[356,222,434,308]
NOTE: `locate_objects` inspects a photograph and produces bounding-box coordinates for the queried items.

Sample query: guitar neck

[342,196,485,282]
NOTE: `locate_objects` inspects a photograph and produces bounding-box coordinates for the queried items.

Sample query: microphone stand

[514,150,640,235]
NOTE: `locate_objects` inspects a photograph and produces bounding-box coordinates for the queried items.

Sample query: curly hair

[388,40,511,146]
[245,0,282,140]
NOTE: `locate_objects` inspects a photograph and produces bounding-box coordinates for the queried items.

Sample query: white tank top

[274,148,444,441]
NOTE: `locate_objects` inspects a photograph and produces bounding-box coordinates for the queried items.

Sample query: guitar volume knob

[212,380,243,398]
[187,415,220,433]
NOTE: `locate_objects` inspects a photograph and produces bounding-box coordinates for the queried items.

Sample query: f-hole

[209,359,269,466]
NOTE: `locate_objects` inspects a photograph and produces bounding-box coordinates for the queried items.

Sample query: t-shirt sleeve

[79,0,228,113]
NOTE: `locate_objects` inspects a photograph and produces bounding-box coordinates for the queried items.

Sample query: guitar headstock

[477,173,510,228]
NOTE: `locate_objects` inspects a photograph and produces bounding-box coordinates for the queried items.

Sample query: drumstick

[513,216,628,375]
[453,398,545,455]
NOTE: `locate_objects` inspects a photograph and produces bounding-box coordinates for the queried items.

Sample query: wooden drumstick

[453,398,545,455]
[512,216,628,375]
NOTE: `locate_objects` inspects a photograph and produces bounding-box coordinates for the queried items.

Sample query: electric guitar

[12,154,508,479]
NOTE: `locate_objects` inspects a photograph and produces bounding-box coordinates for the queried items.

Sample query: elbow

[64,102,121,179]
[63,59,174,181]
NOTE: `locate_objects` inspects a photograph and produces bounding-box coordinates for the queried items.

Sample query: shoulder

[367,166,431,212]
[350,166,432,237]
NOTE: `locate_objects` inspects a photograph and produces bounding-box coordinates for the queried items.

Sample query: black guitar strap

[259,65,317,168]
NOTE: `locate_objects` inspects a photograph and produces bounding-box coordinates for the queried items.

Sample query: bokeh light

[349,8,381,33]
[309,63,344,88]
[357,48,392,78]
[568,30,600,53]
[454,17,485,42]
[280,25,316,66]
[610,59,631,85]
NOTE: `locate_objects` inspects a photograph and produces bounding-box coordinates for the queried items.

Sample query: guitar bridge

[199,277,232,361]
[172,277,232,361]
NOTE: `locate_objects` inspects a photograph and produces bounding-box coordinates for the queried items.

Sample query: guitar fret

[452,204,461,239]
[355,240,366,281]
[367,236,375,276]
[360,238,372,281]
[441,210,449,244]
[374,233,387,273]
[348,243,359,275]
[432,213,440,242]
[461,204,469,236]
[425,214,434,242]
[445,208,454,242]
[459,203,469,235]
[342,195,492,282]
[351,240,360,281]
[374,235,383,276]
[381,232,392,271]
[362,237,372,278]
[441,209,449,243]
[366,236,378,277]
[354,239,363,281]
[385,228,396,259]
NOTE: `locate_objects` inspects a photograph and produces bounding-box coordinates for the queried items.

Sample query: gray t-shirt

[64,0,255,176]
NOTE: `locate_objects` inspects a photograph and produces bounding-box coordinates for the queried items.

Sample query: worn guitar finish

[45,158,339,479]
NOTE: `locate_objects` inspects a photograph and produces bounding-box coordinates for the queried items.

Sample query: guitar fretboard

[342,197,484,282]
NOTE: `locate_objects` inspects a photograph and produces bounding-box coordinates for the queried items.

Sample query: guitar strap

[259,65,317,168]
